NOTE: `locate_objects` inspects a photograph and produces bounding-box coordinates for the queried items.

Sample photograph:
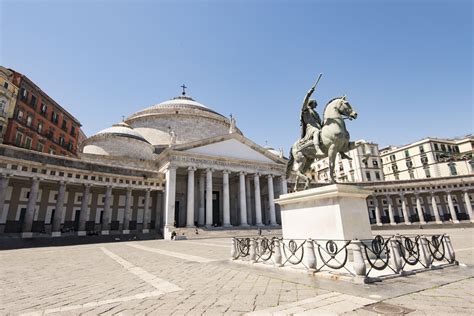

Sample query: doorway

[212,191,220,226]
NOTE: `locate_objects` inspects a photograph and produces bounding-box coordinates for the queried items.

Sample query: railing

[231,234,457,283]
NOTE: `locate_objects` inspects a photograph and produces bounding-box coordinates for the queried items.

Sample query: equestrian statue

[286,74,365,190]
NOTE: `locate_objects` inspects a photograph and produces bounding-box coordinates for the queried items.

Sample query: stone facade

[0,67,18,144]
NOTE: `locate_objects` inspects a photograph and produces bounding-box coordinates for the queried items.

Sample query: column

[186,167,196,227]
[143,189,151,232]
[198,171,205,226]
[206,168,213,226]
[52,181,66,236]
[164,167,177,239]
[122,187,132,233]
[223,170,231,227]
[22,178,40,237]
[463,190,474,223]
[430,191,442,224]
[0,175,9,227]
[245,176,252,225]
[267,175,277,226]
[254,173,263,226]
[101,186,113,234]
[447,191,460,223]
[239,171,248,226]
[280,176,288,195]
[415,193,426,224]
[373,195,382,226]
[400,193,410,224]
[77,184,91,236]
[386,195,396,225]
[154,191,162,230]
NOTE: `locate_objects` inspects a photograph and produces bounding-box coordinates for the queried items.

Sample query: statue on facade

[169,128,177,147]
[286,74,362,190]
[229,114,237,134]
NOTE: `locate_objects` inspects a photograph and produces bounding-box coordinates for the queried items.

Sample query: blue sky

[1,0,472,152]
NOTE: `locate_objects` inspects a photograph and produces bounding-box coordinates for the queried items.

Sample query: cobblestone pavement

[0,228,472,315]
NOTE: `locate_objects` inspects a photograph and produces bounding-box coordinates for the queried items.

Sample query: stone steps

[170,226,282,239]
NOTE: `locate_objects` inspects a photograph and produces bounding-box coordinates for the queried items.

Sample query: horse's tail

[286,146,294,178]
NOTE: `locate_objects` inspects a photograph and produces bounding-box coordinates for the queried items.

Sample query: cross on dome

[181,84,187,96]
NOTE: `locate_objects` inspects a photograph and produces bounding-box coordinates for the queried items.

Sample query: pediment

[183,138,277,164]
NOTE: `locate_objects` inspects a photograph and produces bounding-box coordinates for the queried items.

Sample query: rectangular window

[20,88,27,100]
[40,103,47,115]
[15,131,23,146]
[449,163,458,176]
[30,95,37,107]
[419,145,424,153]
[434,143,439,151]
[365,172,371,181]
[26,115,33,127]
[24,137,32,149]
[70,125,76,137]
[37,143,44,152]
[62,117,68,130]
[375,172,381,180]
[37,121,43,134]
[48,147,55,155]
[51,111,59,124]
[409,170,415,179]
[3,82,8,89]
[373,160,378,166]
[424,167,431,178]
[389,154,396,162]
[404,149,410,158]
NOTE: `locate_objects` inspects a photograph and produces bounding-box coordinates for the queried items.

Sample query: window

[375,172,381,180]
[434,143,439,151]
[40,103,47,115]
[373,160,378,167]
[30,95,37,107]
[37,143,44,152]
[424,167,431,178]
[441,144,446,151]
[409,170,415,179]
[366,172,371,181]
[26,115,33,127]
[394,173,399,180]
[70,125,76,137]
[404,150,410,158]
[62,117,68,130]
[448,162,457,176]
[419,145,424,153]
[15,131,23,146]
[389,154,396,162]
[3,82,8,89]
[20,88,27,100]
[406,160,413,168]
[48,147,55,155]
[37,121,43,134]
[17,109,24,120]
[24,137,32,149]
[392,163,398,171]
[0,99,6,113]
[454,146,460,153]
[51,111,59,124]
[59,135,65,146]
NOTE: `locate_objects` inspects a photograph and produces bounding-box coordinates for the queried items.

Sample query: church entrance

[212,191,220,226]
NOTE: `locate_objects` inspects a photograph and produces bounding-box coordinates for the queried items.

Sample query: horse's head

[337,96,357,120]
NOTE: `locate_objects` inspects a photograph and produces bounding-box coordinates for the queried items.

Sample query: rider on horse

[300,84,324,156]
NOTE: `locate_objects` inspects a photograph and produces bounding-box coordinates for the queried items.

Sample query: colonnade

[164,166,287,229]
[370,189,474,225]
[0,175,160,237]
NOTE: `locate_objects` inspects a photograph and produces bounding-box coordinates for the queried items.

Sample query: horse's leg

[327,144,337,183]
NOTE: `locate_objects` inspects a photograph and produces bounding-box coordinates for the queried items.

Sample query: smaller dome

[95,122,149,143]
[266,146,284,158]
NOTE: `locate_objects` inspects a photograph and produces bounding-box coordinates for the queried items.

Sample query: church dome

[94,122,149,143]
[125,94,242,147]
[81,122,154,160]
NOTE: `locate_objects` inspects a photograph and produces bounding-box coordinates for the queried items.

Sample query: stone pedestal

[52,232,61,237]
[275,184,373,240]
[77,231,86,236]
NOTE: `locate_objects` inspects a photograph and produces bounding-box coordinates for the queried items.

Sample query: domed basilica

[80,92,287,239]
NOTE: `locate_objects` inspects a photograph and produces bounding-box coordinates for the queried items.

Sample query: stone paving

[0,228,472,315]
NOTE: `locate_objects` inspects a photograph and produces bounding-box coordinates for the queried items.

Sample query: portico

[157,133,286,239]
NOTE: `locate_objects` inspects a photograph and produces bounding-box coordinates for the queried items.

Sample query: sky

[1,0,472,153]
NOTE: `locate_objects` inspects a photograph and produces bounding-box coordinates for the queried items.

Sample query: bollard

[304,239,316,271]
[418,236,432,268]
[231,238,237,260]
[350,239,366,277]
[249,238,257,263]
[273,238,283,267]
[389,239,403,273]
[443,235,457,264]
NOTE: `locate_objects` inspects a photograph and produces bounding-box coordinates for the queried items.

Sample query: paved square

[0,228,473,315]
